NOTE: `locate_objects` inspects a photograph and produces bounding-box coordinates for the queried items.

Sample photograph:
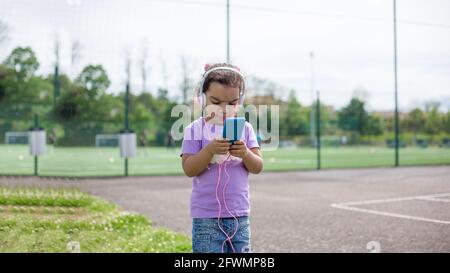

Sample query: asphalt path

[1,165,449,252]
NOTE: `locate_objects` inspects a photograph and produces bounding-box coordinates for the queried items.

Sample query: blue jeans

[192,216,251,253]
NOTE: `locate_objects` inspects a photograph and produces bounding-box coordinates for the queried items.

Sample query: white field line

[331,193,450,225]
[415,196,450,203]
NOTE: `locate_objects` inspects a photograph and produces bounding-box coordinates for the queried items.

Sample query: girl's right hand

[206,138,231,155]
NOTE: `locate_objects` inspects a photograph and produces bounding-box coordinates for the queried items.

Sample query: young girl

[180,63,263,253]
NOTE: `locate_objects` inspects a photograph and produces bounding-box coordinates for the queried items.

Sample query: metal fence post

[316,91,321,170]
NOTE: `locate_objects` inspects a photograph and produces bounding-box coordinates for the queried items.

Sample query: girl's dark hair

[201,63,243,93]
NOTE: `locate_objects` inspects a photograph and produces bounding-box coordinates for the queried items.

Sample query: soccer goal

[5,131,29,144]
[95,134,119,147]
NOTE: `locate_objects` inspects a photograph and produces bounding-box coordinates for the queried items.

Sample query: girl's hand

[206,138,231,155]
[229,140,250,159]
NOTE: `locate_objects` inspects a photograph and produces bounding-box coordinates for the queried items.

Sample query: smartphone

[222,117,246,144]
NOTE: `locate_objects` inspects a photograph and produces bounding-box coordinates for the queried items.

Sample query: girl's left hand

[229,140,250,159]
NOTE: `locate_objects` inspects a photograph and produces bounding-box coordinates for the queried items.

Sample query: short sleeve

[245,122,260,149]
[180,123,201,156]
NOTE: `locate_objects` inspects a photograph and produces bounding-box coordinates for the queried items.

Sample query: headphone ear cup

[196,95,201,107]
[197,93,205,108]
[201,93,206,108]
[239,94,245,105]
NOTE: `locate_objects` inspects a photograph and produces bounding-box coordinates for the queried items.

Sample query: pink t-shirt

[180,117,260,218]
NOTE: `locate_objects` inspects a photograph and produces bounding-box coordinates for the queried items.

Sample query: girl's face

[204,82,240,125]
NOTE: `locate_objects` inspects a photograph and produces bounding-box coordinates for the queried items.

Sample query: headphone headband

[198,66,245,96]
[197,66,246,110]
[202,66,244,80]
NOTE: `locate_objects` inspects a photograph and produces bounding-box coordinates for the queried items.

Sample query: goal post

[95,134,119,147]
[5,131,29,144]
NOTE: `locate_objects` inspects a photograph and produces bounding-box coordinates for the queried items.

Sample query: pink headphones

[197,65,246,108]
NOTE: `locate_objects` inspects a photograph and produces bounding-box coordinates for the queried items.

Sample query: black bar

[2,253,440,272]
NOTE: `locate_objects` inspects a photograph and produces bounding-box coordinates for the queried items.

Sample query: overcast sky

[1,0,449,111]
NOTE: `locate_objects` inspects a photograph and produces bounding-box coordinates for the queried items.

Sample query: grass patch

[0,186,191,253]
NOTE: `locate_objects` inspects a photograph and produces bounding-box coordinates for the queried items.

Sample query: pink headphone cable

[221,158,240,252]
[202,116,240,253]
[215,154,237,253]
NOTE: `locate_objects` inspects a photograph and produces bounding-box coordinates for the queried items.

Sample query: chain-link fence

[2,92,449,177]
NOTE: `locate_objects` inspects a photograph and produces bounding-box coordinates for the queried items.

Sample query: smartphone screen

[222,117,246,143]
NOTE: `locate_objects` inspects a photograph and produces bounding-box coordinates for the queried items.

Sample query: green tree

[131,92,157,138]
[76,65,110,99]
[364,115,383,136]
[424,105,442,135]
[0,64,52,115]
[0,65,12,104]
[337,98,368,135]
[445,111,450,134]
[45,73,73,99]
[308,102,336,135]
[53,68,117,146]
[282,90,308,137]
[402,108,425,133]
[3,46,39,81]
[155,87,178,145]
[337,97,382,137]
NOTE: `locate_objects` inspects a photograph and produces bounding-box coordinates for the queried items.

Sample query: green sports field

[0,144,449,177]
